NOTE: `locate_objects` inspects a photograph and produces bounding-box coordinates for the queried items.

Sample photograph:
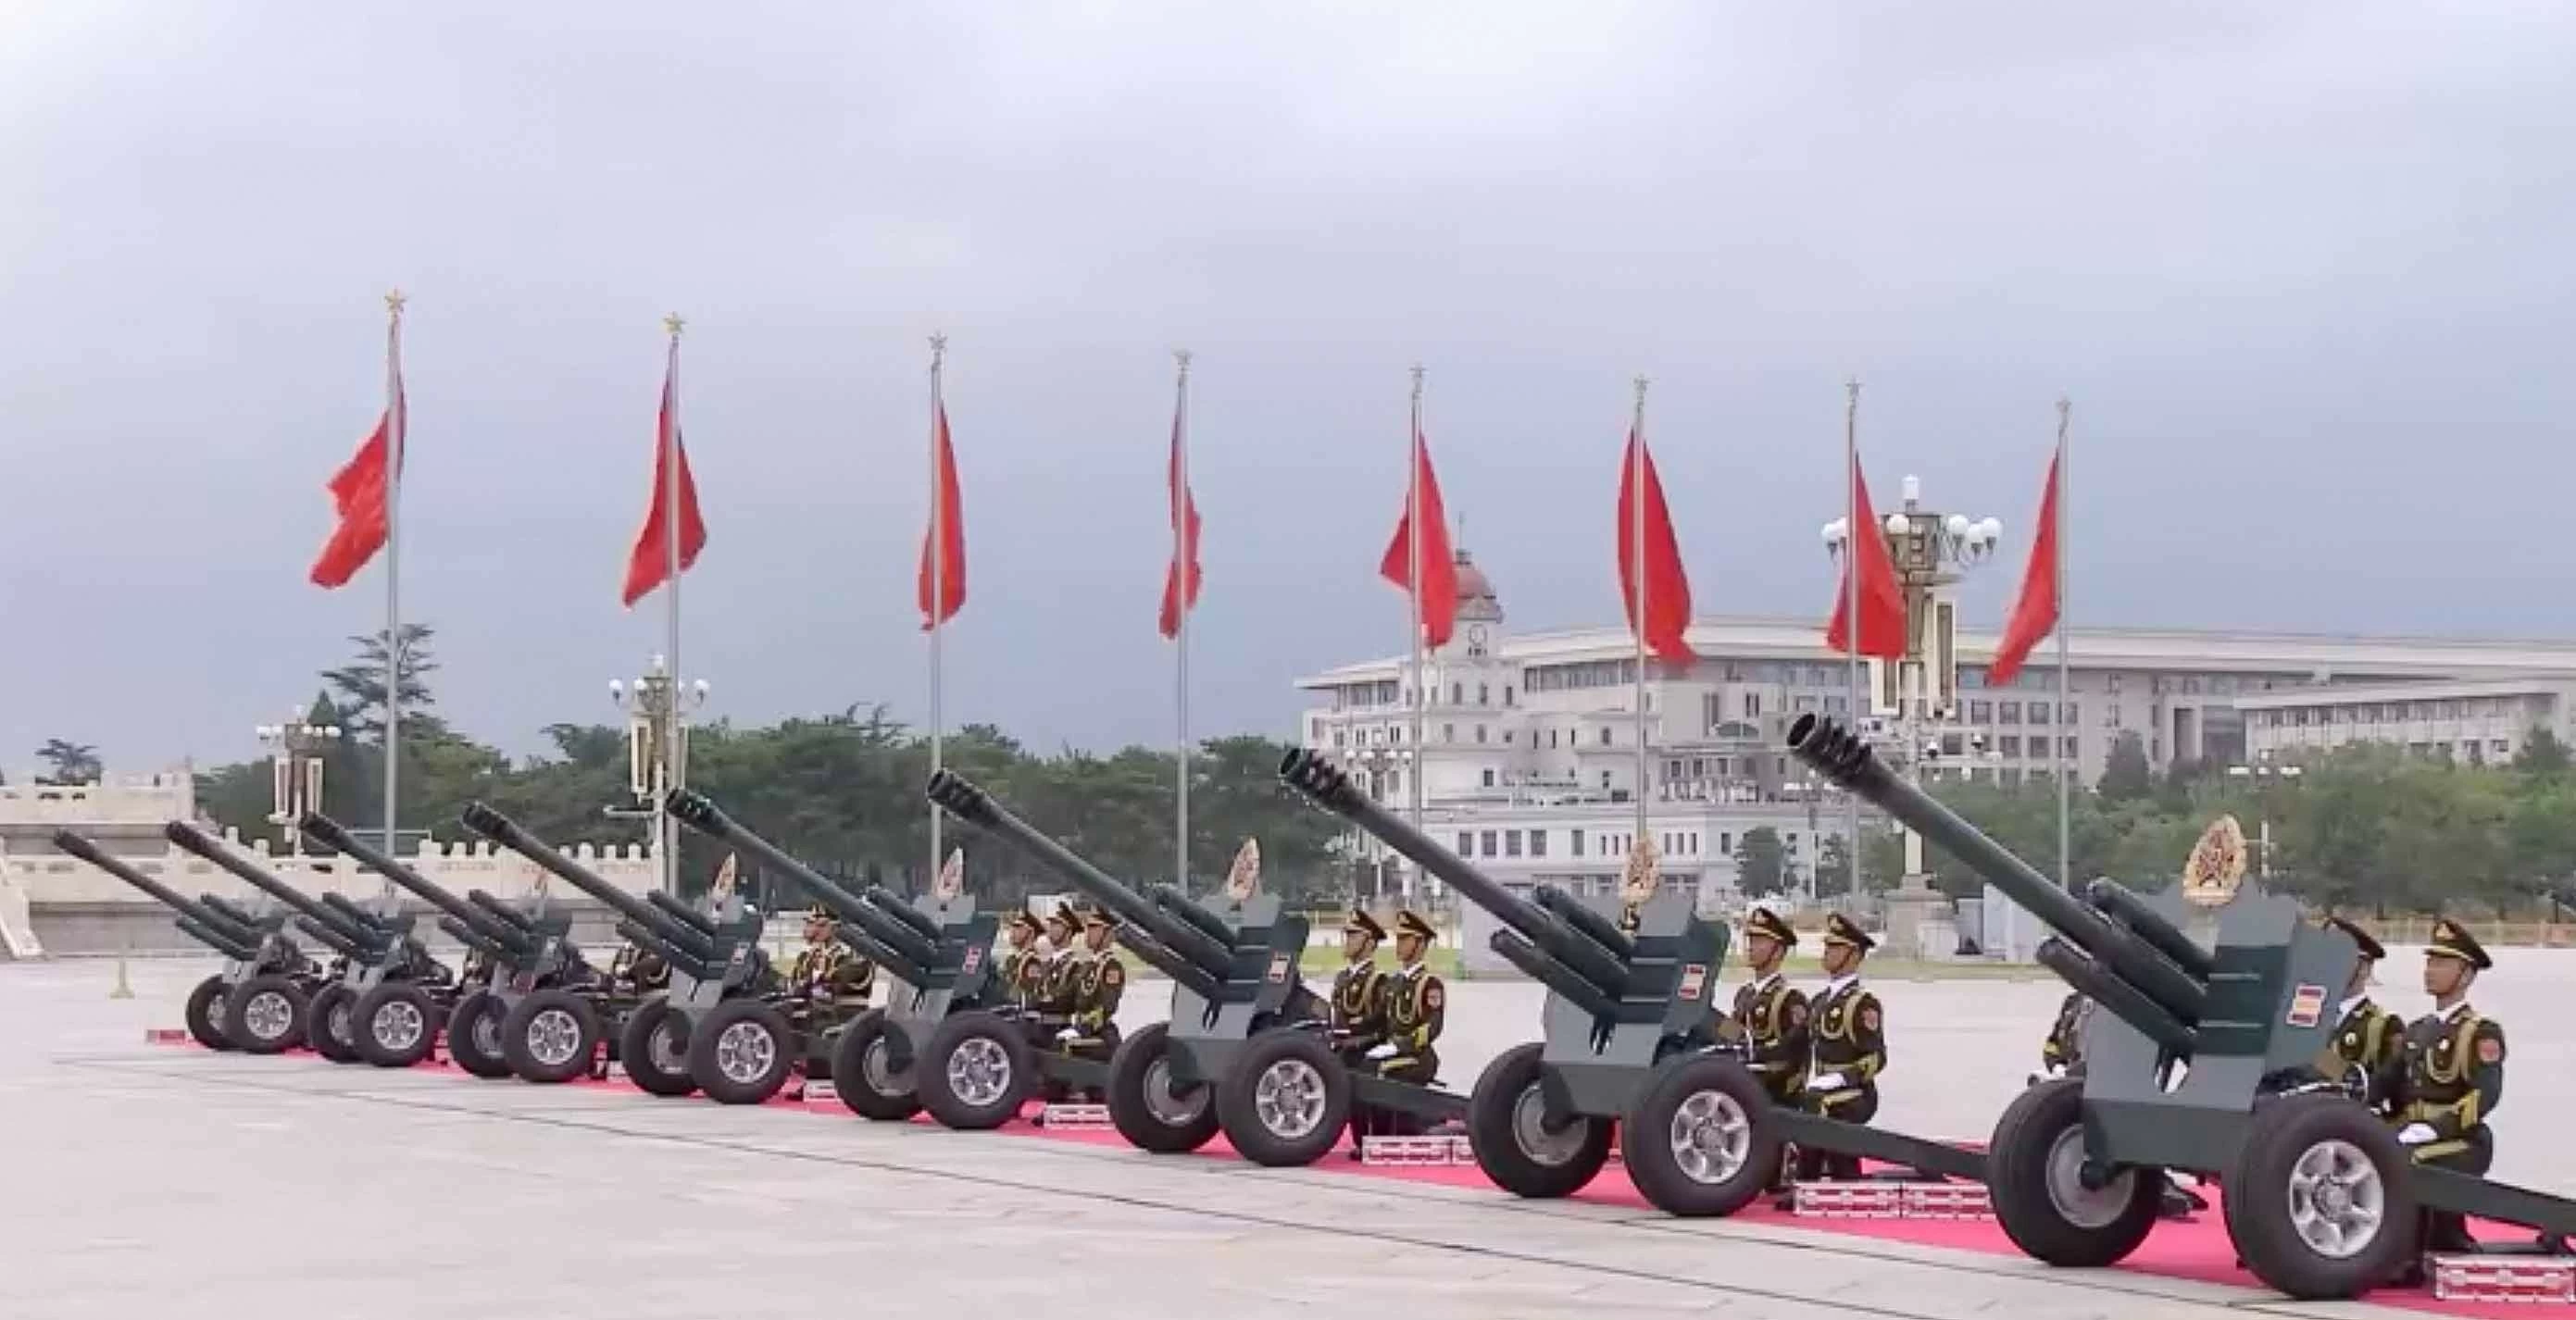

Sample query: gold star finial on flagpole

[664,312,685,338]
[384,289,406,316]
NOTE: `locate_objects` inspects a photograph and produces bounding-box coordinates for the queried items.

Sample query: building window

[1479,682,1490,705]
[2107,673,2124,694]
[1449,682,1462,704]
[1720,831,1732,854]
[1443,723,1456,742]
[1999,701,2022,725]
[2064,737,2079,759]
[1332,729,1346,747]
[1600,728,1613,746]
[1970,700,1993,723]
[1549,728,1560,749]
[1688,832,1699,854]
[1504,686,1515,706]
[1786,832,1801,854]
[1571,830,1585,857]
[2030,704,2051,726]
[2000,736,2022,757]
[1476,725,1488,744]
[1481,830,1497,855]
[1482,768,1496,788]
[1530,830,1547,858]
[1506,831,1523,858]
[1386,770,1402,796]
[1601,769,1613,788]
[1457,831,1474,856]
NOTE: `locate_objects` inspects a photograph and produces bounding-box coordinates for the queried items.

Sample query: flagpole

[1630,376,1651,860]
[660,314,685,896]
[1172,349,1193,893]
[2055,398,2072,893]
[381,290,406,872]
[1844,379,1862,904]
[929,335,948,890]
[1407,365,1428,904]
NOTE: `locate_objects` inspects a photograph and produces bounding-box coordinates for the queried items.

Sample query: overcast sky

[5,2,2574,777]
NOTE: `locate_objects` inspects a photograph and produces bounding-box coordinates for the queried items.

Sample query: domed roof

[1454,548,1502,623]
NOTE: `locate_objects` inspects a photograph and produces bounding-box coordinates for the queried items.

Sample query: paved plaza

[6,949,2571,1319]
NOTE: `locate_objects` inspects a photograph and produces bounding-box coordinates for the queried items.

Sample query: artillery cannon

[1788,712,2576,1299]
[666,788,1001,1115]
[299,811,606,1084]
[165,819,451,1068]
[54,828,321,1053]
[929,769,1460,1164]
[460,802,773,1100]
[1280,748,1984,1214]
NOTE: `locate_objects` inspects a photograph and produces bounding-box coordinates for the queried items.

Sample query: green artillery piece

[55,828,324,1054]
[302,810,603,1084]
[460,801,776,1101]
[1787,712,2576,1299]
[665,787,1003,1116]
[928,769,1465,1164]
[1280,748,1985,1214]
[167,819,453,1069]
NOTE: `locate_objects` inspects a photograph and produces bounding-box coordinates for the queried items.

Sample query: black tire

[351,982,439,1067]
[1215,1029,1353,1167]
[444,990,514,1079]
[1466,1042,1614,1198]
[2227,1094,2416,1300]
[183,975,237,1052]
[687,999,798,1105]
[221,974,308,1054]
[1987,1077,2162,1267]
[1619,1052,1780,1216]
[919,1010,1034,1130]
[501,989,603,1085]
[306,984,359,1063]
[831,1009,923,1121]
[1107,1021,1222,1153]
[618,998,698,1098]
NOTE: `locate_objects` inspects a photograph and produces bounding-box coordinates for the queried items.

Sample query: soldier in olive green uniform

[608,940,670,997]
[1377,910,1445,1087]
[2039,991,2092,1079]
[1328,908,1390,1067]
[786,906,876,1049]
[1795,913,1885,1182]
[1059,905,1127,1065]
[1727,906,1810,1102]
[997,906,1043,1010]
[2392,919,2507,1258]
[2322,915,2401,1109]
[1030,906,1081,1040]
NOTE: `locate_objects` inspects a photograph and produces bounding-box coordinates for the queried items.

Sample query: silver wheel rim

[714,1020,778,1084]
[2044,1125,2137,1228]
[528,1008,582,1067]
[208,994,227,1031]
[649,1022,686,1073]
[328,1002,352,1045]
[2286,1139,2385,1259]
[1666,1088,1752,1184]
[947,1035,1012,1108]
[1143,1057,1207,1126]
[1253,1057,1329,1139]
[472,1010,501,1057]
[863,1035,910,1094]
[1511,1081,1589,1166]
[244,991,294,1042]
[372,1001,425,1052]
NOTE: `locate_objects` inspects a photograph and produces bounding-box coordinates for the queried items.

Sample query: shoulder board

[1103,962,1124,984]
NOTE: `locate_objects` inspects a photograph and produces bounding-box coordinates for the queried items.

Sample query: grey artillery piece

[54,828,324,1054]
[297,810,603,1084]
[165,819,453,1069]
[1786,712,2576,1300]
[927,769,1464,1164]
[460,802,778,1101]
[665,787,1001,1116]
[1279,748,1984,1215]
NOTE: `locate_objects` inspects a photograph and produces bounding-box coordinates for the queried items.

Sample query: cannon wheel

[618,998,698,1097]
[444,990,514,1079]
[183,975,237,1052]
[222,974,308,1054]
[1216,1028,1353,1167]
[831,1009,922,1121]
[1988,1077,2161,1266]
[306,984,359,1064]
[919,1009,1035,1130]
[501,988,603,1085]
[1467,1042,1614,1198]
[352,982,440,1068]
[1620,1052,1779,1216]
[1108,1022,1221,1153]
[2225,1093,2416,1300]
[688,999,798,1104]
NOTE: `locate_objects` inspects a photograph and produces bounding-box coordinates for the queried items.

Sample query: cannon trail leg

[1465,1043,1613,1198]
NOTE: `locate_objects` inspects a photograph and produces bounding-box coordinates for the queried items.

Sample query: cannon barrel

[662,790,938,978]
[465,890,537,934]
[1151,884,1236,948]
[175,915,262,963]
[294,813,529,955]
[2083,878,2218,980]
[294,915,364,960]
[926,770,1234,975]
[457,803,714,962]
[51,829,253,940]
[865,885,942,939]
[201,894,257,928]
[318,891,394,938]
[163,822,376,949]
[1276,749,1633,994]
[1784,714,2209,1027]
[1107,924,1226,1002]
[645,889,719,937]
[2035,939,2199,1054]
[1534,885,1639,965]
[437,914,508,958]
[614,920,708,979]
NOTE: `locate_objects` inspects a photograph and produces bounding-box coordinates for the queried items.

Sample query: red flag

[1377,428,1458,647]
[307,394,405,589]
[1157,412,1201,640]
[1824,454,1907,659]
[1617,429,1695,663]
[918,402,966,629]
[1988,447,2062,684]
[619,362,708,607]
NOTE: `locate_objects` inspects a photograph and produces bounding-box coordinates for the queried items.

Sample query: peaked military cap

[1042,905,1078,930]
[804,905,837,925]
[1821,911,1875,952]
[2324,915,2385,962]
[1006,906,1043,936]
[1394,909,1436,942]
[1080,904,1116,931]
[2427,917,2492,970]
[1344,908,1387,941]
[1743,905,1797,947]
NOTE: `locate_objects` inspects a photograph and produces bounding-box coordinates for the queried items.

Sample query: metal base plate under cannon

[1789,712,2576,1301]
[1281,749,1984,1217]
[927,769,1466,1165]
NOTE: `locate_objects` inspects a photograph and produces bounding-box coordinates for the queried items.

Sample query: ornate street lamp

[608,654,709,893]
[256,706,344,857]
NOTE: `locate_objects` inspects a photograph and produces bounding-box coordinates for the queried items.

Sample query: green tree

[322,624,442,742]
[2514,727,2572,781]
[1735,827,1787,899]
[1813,834,1853,898]
[35,739,102,785]
[2098,731,2152,803]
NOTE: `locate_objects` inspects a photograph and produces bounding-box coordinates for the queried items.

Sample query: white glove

[1365,1042,1397,1059]
[2397,1122,2437,1145]
[1807,1072,1847,1092]
[1054,1027,1079,1042]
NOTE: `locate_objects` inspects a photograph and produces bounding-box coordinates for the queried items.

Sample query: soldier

[2039,990,2093,1079]
[2323,915,2401,1109]
[996,905,1044,1010]
[1059,905,1127,1063]
[789,905,876,1011]
[608,940,669,997]
[1032,905,1081,1038]
[1795,912,1885,1183]
[1377,910,1445,1087]
[1727,906,1810,1103]
[1328,907,1390,1067]
[2391,918,2506,1260]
